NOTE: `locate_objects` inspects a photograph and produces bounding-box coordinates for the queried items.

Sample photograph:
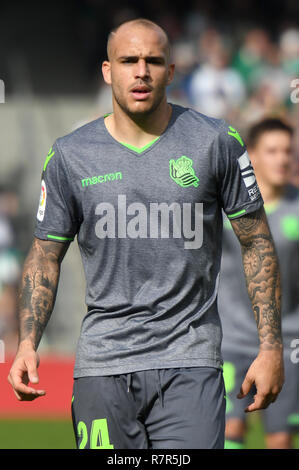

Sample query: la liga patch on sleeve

[37,179,47,221]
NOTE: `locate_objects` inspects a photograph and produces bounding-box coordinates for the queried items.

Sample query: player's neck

[105,99,172,148]
[257,180,285,205]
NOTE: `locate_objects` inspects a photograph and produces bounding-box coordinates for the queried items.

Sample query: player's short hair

[106,18,171,62]
[247,118,293,148]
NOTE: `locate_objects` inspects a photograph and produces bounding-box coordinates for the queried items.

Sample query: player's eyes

[147,59,164,65]
[121,59,137,64]
[121,58,164,64]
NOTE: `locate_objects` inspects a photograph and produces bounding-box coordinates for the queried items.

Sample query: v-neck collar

[101,104,177,156]
[120,136,160,153]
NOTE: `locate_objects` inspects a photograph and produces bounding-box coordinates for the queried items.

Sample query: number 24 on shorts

[77,418,114,449]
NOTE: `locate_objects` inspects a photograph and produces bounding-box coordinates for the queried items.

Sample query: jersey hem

[73,357,224,378]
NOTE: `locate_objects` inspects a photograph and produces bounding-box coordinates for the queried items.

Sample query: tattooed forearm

[253,306,260,326]
[18,238,69,349]
[231,207,282,351]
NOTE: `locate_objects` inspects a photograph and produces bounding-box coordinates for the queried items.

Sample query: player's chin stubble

[112,86,166,119]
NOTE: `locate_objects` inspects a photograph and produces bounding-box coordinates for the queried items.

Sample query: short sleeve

[214,123,264,219]
[34,140,81,242]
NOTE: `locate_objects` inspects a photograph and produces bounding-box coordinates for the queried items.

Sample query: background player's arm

[230,206,284,411]
[8,237,70,401]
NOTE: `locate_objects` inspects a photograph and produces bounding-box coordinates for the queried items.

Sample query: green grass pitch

[0,418,76,449]
[0,414,298,449]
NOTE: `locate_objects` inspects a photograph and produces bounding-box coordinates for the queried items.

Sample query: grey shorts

[223,351,299,434]
[71,366,226,449]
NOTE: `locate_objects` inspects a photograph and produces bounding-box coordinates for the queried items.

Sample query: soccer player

[219,118,299,449]
[8,19,284,449]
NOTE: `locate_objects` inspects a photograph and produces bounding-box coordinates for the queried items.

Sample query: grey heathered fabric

[34,103,263,377]
[219,184,299,357]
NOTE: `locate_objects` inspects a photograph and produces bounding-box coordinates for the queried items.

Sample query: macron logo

[82,171,122,187]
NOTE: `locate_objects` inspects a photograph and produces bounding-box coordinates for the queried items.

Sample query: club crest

[169,156,199,188]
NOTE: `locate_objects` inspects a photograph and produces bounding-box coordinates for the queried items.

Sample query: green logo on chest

[169,156,199,188]
[81,171,122,187]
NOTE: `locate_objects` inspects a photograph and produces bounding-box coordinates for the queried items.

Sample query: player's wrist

[17,338,37,354]
[258,343,283,356]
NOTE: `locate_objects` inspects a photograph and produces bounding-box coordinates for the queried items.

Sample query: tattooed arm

[230,206,284,412]
[8,237,70,401]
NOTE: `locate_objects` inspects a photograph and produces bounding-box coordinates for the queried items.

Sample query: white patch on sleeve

[243,175,256,188]
[37,179,47,221]
[238,151,256,187]
[238,151,251,170]
[238,151,260,200]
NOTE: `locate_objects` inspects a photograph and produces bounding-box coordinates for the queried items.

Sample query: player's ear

[102,61,112,85]
[166,63,175,86]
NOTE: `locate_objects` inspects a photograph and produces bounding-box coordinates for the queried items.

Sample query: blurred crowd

[169,27,299,128]
[170,25,299,153]
[1,0,299,355]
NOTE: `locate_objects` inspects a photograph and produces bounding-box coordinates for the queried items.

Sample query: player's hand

[7,342,46,401]
[237,349,284,412]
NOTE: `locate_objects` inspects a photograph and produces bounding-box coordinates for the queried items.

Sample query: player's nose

[134,59,149,79]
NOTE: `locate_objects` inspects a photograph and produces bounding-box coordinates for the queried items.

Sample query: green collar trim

[119,137,160,154]
[103,112,160,154]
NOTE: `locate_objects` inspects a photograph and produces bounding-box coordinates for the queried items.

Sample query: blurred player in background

[8,19,284,449]
[219,118,299,449]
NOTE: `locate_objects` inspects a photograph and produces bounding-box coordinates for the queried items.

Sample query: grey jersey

[219,184,299,356]
[34,103,263,377]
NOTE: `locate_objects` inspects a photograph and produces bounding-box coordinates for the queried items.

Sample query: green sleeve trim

[47,234,74,241]
[227,209,246,219]
[120,137,160,154]
[225,439,245,449]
